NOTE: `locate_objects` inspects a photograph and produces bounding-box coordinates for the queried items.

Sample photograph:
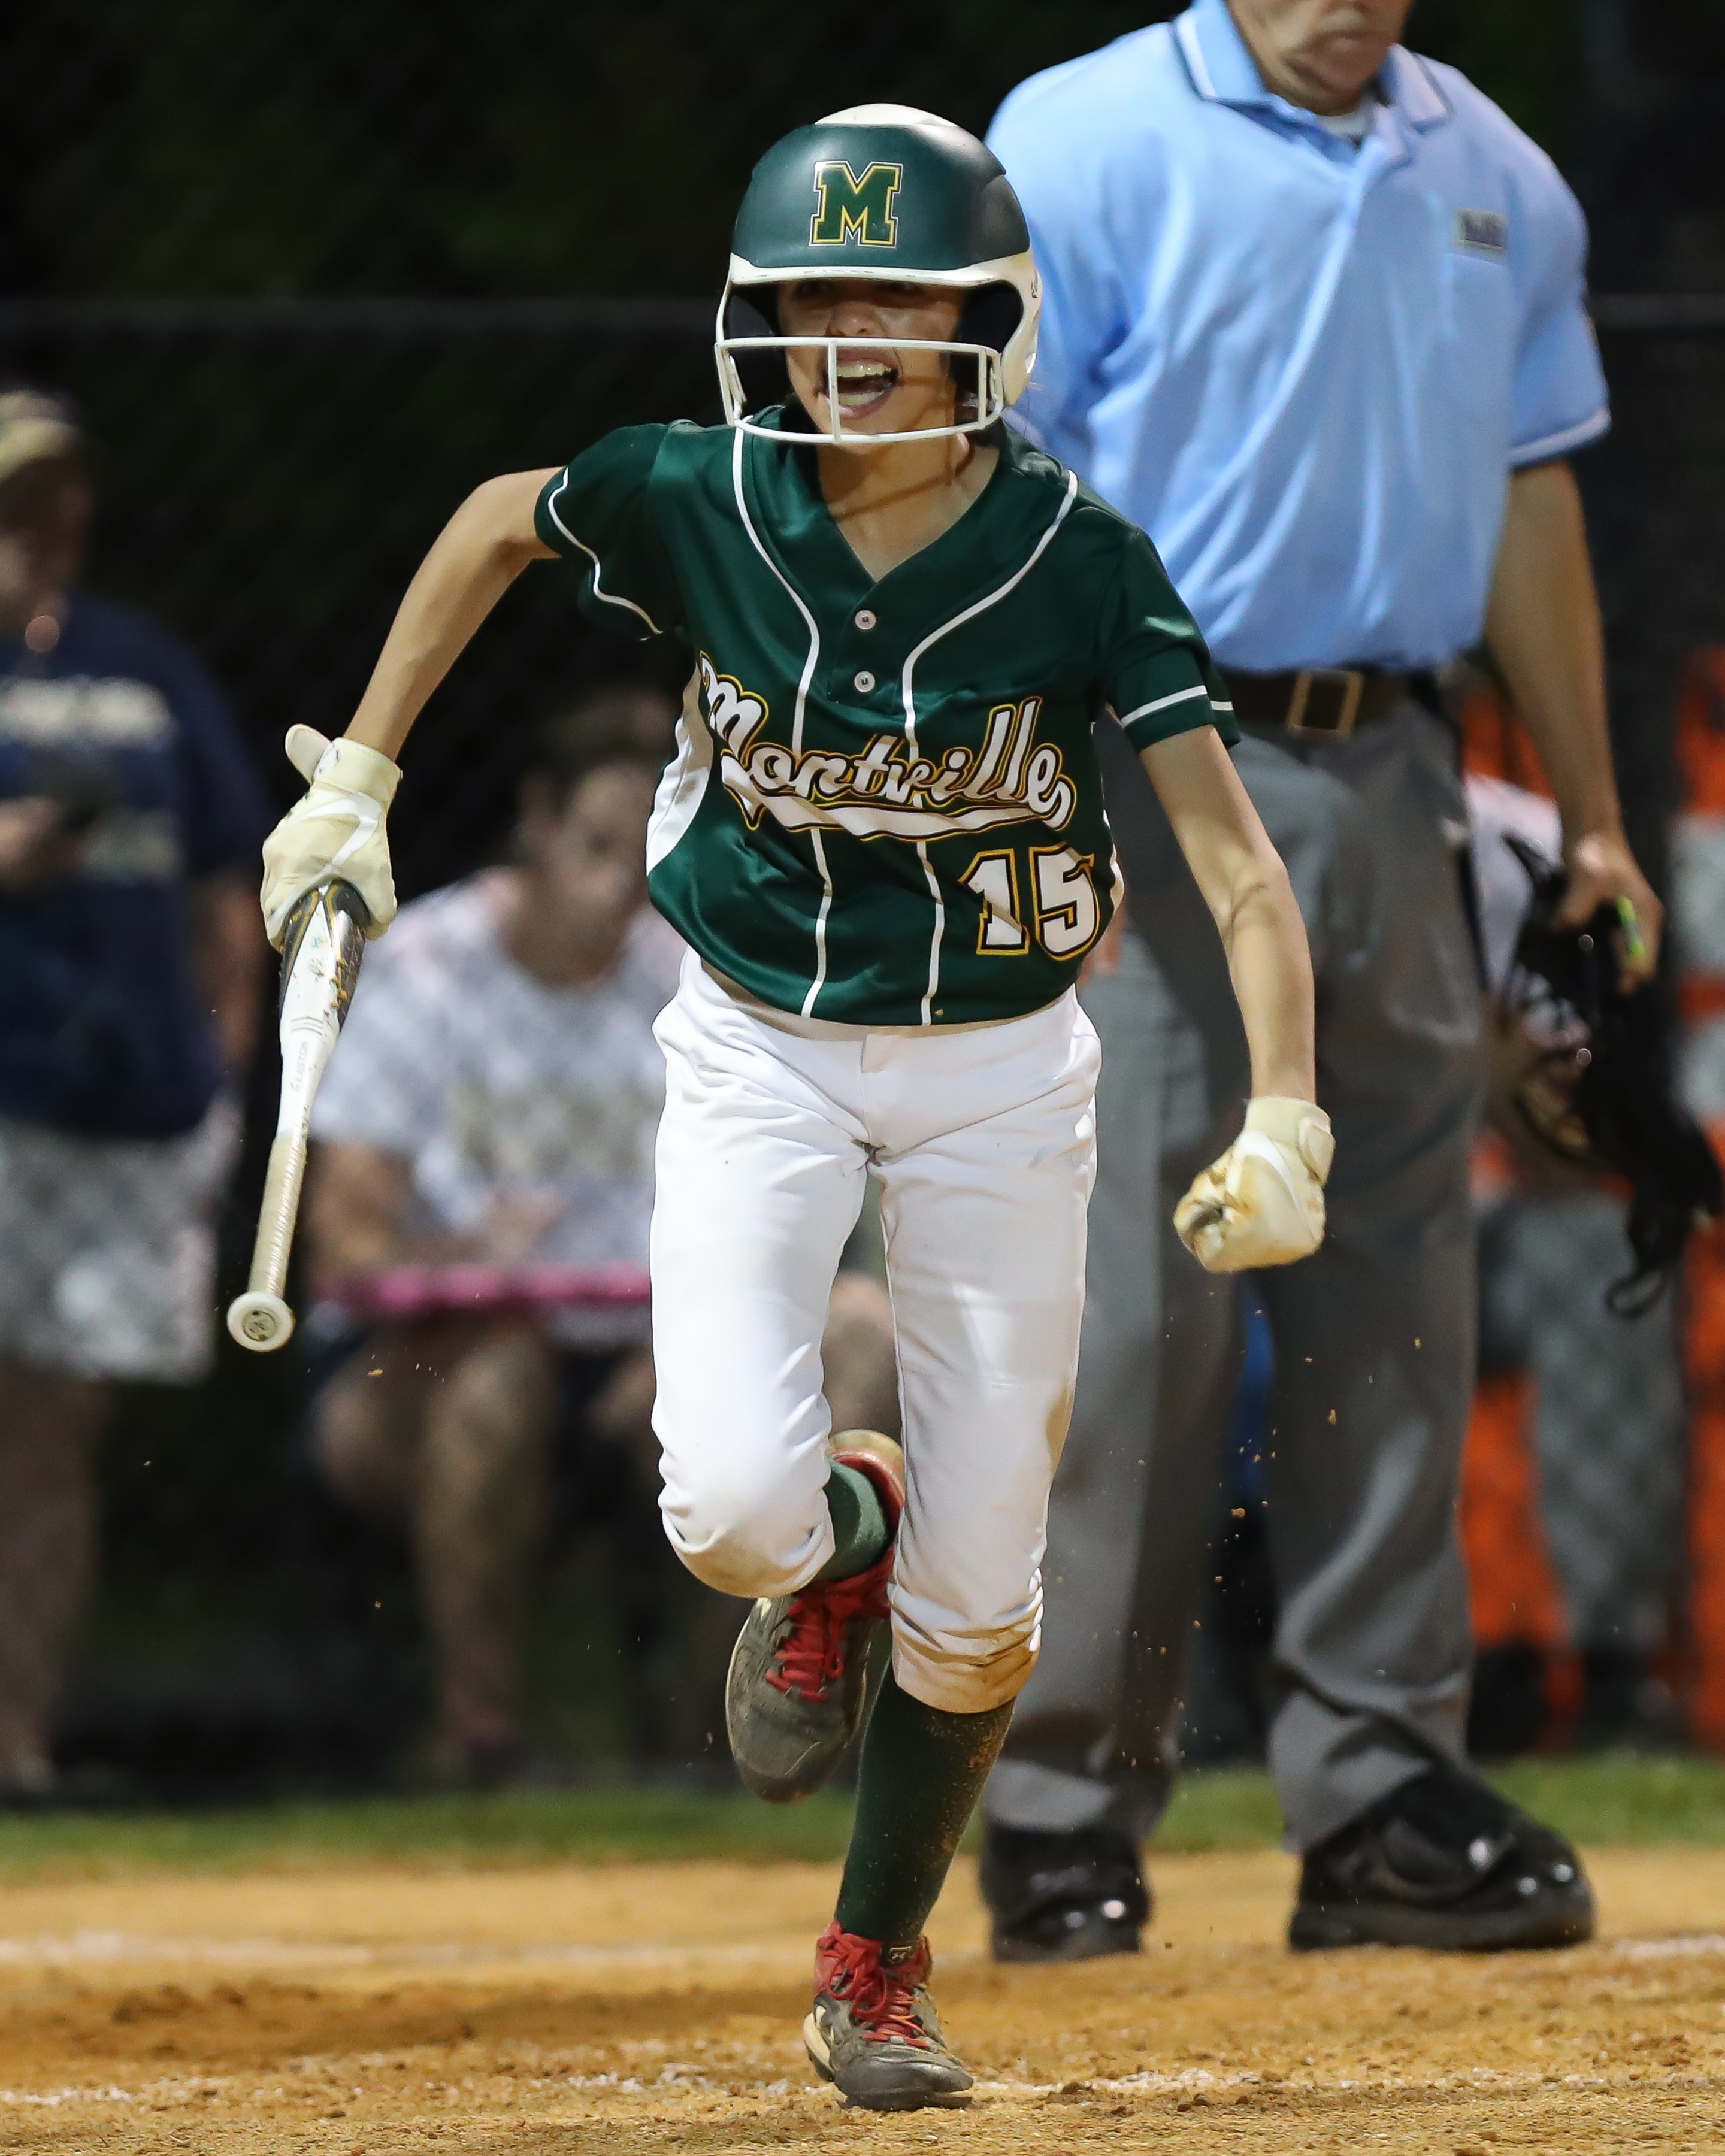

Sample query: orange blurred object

[1675,650,1725,816]
[1457,1367,1580,1742]
[1455,686,1564,1745]
[1672,649,1725,1748]
[1685,1216,1725,1748]
[1458,651,1725,1749]
[1457,673,1554,794]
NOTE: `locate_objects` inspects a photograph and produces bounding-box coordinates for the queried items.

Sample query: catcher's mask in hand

[1503,837,1723,1313]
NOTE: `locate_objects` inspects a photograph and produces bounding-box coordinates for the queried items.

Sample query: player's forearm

[1140,726,1316,1101]
[261,471,555,951]
[1218,867,1316,1101]
[1484,461,1620,842]
[344,470,557,762]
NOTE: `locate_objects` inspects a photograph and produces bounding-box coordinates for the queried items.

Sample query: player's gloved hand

[1173,1097,1334,1273]
[259,724,400,949]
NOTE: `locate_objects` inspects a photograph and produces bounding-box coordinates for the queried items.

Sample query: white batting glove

[259,725,400,949]
[1174,1097,1334,1273]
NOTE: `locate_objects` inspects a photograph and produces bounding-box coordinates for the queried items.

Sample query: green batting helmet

[716,104,1042,446]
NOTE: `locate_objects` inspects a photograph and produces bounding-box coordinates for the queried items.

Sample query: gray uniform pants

[988,705,1488,1852]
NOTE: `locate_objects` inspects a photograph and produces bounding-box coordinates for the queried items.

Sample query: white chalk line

[0,1925,1718,1975]
[7,2061,1724,2111]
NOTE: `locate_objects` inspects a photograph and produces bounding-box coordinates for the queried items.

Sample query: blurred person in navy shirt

[0,388,270,1799]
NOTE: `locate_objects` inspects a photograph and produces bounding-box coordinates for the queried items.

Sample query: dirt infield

[0,1846,1721,2152]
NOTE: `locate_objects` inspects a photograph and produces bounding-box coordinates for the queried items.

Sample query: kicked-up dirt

[0,1845,1721,2151]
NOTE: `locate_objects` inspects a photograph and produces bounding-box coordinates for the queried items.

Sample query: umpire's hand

[1174,1097,1333,1273]
[1554,828,1662,989]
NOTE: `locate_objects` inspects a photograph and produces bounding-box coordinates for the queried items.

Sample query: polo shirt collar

[1382,44,1451,130]
[1174,0,1451,134]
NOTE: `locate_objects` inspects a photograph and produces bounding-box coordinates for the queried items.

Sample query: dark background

[3,2,1703,299]
[3,0,1723,1795]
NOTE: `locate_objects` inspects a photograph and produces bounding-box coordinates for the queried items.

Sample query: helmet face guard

[717,105,1040,450]
[718,329,1009,448]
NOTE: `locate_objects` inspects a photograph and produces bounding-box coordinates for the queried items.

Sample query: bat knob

[226,1291,296,1353]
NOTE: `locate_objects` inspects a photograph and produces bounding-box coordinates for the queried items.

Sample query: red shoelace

[765,1554,891,1704]
[815,1922,931,2046]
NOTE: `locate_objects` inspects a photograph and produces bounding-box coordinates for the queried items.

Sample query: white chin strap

[716,334,1005,447]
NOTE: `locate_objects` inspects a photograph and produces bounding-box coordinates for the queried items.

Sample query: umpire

[980,0,1661,1955]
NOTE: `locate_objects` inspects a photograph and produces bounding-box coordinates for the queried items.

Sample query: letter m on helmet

[809,161,903,248]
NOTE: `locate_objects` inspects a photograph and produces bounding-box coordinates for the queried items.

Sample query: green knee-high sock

[813,1459,889,1583]
[834,1670,1014,1948]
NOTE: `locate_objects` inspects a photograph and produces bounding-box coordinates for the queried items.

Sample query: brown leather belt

[1221,667,1415,740]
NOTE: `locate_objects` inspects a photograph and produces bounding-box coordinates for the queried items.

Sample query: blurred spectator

[304,689,899,1779]
[1467,774,1687,1748]
[0,387,269,1800]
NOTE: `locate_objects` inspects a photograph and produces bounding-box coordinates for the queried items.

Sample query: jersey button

[855,608,877,631]
[853,670,877,693]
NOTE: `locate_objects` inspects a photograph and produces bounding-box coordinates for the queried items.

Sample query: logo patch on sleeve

[1455,208,1509,257]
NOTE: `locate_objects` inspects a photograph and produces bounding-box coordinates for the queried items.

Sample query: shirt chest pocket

[1442,247,1517,423]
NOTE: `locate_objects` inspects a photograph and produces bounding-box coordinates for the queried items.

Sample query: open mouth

[830,353,900,418]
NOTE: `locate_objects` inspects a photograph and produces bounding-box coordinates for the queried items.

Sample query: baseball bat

[226,879,370,1353]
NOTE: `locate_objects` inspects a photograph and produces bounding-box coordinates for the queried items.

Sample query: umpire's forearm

[1483,460,1619,841]
[1485,459,1661,970]
[345,468,558,761]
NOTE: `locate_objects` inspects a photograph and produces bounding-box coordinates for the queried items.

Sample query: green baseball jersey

[534,414,1234,1027]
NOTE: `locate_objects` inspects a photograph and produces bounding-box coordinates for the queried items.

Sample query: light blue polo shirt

[987,0,1609,673]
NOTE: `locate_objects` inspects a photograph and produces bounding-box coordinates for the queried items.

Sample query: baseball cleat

[1289,1763,1596,1952]
[803,1921,973,2110]
[725,1430,904,1804]
[980,1822,1150,1963]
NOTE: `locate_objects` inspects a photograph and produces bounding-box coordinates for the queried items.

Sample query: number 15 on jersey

[963,846,1104,959]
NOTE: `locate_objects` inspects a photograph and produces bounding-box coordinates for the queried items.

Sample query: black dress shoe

[1290,1762,1594,1952]
[980,1824,1151,1963]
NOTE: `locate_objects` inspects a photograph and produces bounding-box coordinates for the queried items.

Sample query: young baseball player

[259,107,1328,2111]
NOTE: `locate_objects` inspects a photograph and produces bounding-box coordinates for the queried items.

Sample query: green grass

[1156,1767,1289,1852]
[1491,1753,1725,1847]
[1,1755,1724,1886]
[0,1786,858,1884]
[1150,1755,1725,1855]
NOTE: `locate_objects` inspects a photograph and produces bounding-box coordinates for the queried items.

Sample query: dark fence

[4,292,1723,888]
[4,293,1722,1797]
[1584,294,1725,890]
[0,299,713,898]
[0,301,728,1798]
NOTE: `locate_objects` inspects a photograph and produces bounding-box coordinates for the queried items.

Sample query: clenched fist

[1174,1097,1333,1274]
[259,725,400,949]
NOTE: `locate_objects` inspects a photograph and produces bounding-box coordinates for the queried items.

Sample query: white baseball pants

[650,954,1100,1715]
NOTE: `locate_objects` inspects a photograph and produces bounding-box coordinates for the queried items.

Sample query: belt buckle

[1285,668,1364,738]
